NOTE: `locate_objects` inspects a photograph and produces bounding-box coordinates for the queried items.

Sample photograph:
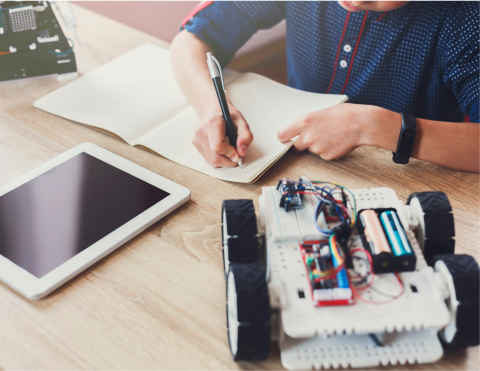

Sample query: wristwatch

[392,112,416,164]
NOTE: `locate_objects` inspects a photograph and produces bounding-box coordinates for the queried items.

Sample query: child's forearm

[278,104,479,173]
[170,30,254,168]
[170,30,220,118]
[365,106,480,173]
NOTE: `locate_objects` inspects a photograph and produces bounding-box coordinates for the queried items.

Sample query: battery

[359,210,391,255]
[380,210,412,256]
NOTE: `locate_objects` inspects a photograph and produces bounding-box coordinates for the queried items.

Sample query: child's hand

[193,98,254,168]
[277,104,390,160]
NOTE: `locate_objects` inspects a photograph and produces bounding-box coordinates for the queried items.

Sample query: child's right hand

[193,98,254,168]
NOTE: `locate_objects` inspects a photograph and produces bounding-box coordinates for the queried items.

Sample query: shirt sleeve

[441,2,480,123]
[182,1,285,67]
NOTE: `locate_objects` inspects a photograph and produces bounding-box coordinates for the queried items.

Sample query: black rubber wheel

[222,200,259,279]
[406,191,455,264]
[227,263,271,361]
[431,254,480,350]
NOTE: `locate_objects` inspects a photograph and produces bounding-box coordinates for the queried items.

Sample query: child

[171,1,479,172]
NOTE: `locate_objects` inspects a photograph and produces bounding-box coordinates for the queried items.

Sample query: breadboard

[280,325,443,370]
[262,186,329,243]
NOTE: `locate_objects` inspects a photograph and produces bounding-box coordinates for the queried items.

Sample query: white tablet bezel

[0,142,190,299]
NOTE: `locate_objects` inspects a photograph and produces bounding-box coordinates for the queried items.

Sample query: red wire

[336,202,351,220]
[347,247,373,273]
[349,271,404,305]
[346,247,374,290]
[346,247,404,303]
[354,273,375,291]
[290,191,351,221]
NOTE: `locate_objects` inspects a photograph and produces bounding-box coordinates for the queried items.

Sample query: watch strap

[392,112,416,164]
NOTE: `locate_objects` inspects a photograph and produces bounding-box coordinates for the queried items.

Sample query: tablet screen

[0,152,169,278]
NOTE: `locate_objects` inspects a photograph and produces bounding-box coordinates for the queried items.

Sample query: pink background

[73,1,286,56]
[73,1,199,42]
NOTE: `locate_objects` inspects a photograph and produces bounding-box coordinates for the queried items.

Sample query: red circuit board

[300,240,354,307]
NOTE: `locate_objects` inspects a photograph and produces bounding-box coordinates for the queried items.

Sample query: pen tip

[238,158,243,169]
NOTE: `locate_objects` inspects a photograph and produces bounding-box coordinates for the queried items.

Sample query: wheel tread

[227,236,259,265]
[424,212,455,238]
[225,213,258,236]
[223,199,255,215]
[236,325,270,361]
[227,263,271,362]
[424,238,455,264]
[407,191,455,265]
[407,191,452,212]
[431,254,480,349]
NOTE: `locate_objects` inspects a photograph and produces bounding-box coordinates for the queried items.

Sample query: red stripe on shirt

[341,11,368,95]
[181,1,215,28]
[326,12,351,94]
[375,11,388,22]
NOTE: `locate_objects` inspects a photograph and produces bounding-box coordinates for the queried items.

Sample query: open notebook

[34,43,347,183]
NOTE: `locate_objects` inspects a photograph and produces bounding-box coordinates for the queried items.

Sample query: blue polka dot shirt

[183,1,479,123]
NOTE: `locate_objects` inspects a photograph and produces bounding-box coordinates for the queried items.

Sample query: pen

[206,52,243,168]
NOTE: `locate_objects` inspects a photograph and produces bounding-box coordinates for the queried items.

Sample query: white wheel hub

[223,209,230,275]
[409,197,426,250]
[227,270,239,356]
[435,260,459,343]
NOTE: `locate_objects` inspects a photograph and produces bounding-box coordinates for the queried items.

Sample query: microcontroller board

[0,1,77,82]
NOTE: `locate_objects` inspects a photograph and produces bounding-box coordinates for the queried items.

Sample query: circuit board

[300,240,354,307]
[260,185,450,340]
[0,1,76,81]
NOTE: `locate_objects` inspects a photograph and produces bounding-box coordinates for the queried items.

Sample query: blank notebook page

[34,43,347,183]
[33,43,239,144]
[139,73,348,183]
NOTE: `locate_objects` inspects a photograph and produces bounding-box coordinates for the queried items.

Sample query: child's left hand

[277,103,399,160]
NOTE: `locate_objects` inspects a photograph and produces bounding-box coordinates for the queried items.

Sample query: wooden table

[0,5,478,370]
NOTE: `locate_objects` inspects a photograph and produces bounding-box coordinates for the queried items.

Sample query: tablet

[0,143,190,299]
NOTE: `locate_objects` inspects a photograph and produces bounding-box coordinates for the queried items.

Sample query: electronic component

[301,241,353,307]
[324,203,341,222]
[358,208,416,273]
[9,5,37,33]
[380,210,412,256]
[262,185,328,242]
[277,178,303,212]
[359,209,391,255]
[0,1,77,82]
[223,182,480,369]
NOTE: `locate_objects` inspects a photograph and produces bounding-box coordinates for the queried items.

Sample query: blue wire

[334,204,346,220]
[287,182,346,235]
[315,186,334,197]
[49,38,74,55]
[322,186,333,193]
[314,186,349,222]
[314,201,334,235]
[312,186,351,233]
